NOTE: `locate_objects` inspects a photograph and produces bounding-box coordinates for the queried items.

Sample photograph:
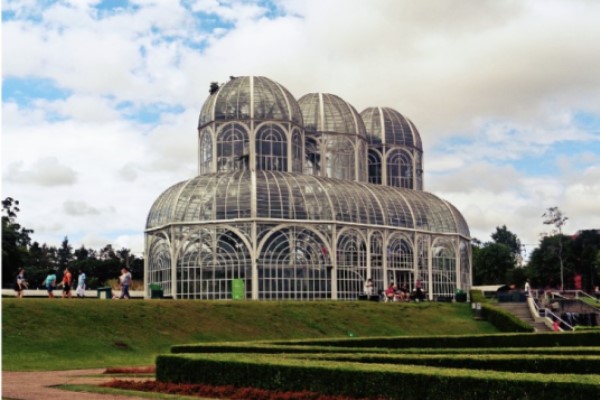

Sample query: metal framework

[145,76,471,300]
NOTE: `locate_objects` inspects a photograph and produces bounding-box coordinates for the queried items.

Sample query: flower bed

[101,379,384,400]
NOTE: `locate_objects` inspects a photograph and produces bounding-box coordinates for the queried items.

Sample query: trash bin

[149,284,163,299]
[472,302,483,319]
[455,289,467,302]
[97,287,112,299]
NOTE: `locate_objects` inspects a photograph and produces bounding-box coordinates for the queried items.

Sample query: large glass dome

[147,171,469,236]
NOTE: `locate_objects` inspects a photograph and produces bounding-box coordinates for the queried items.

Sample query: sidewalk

[2,369,151,400]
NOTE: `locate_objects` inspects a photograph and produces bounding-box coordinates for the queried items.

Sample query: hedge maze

[157,331,600,399]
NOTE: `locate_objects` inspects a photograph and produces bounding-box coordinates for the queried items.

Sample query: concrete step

[496,302,552,332]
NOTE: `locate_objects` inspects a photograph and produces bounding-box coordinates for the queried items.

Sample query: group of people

[384,282,417,302]
[42,267,86,298]
[13,267,132,300]
[363,278,425,302]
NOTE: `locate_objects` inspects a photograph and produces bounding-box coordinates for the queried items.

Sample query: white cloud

[4,157,78,186]
[63,200,101,216]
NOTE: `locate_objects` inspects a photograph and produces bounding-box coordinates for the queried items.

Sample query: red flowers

[100,380,382,400]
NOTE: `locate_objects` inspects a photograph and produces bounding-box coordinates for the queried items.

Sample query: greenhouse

[145,76,471,300]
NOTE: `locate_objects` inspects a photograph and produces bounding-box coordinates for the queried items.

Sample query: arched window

[337,229,367,300]
[431,239,456,298]
[356,139,368,182]
[387,235,413,291]
[292,130,303,173]
[368,149,382,185]
[177,229,251,300]
[257,227,331,300]
[198,129,213,175]
[256,123,288,171]
[216,123,249,172]
[148,236,171,297]
[370,232,384,292]
[305,136,320,176]
[415,152,424,190]
[387,150,413,188]
[326,136,354,180]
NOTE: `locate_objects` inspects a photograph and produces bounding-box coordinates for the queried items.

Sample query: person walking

[59,267,73,298]
[524,279,531,297]
[115,267,132,299]
[76,269,86,298]
[14,268,27,298]
[43,270,57,298]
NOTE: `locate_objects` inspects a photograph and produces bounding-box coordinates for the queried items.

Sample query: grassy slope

[2,298,498,371]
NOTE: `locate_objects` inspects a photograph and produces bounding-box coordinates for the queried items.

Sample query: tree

[472,227,523,286]
[569,230,600,290]
[542,207,568,290]
[57,236,73,268]
[473,242,516,285]
[528,234,573,289]
[2,197,34,287]
[2,197,145,288]
[74,245,90,261]
[491,225,521,255]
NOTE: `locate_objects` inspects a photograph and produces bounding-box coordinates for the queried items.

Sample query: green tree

[491,225,521,255]
[472,227,522,286]
[473,242,515,285]
[74,245,90,261]
[57,236,73,268]
[2,197,34,287]
[527,234,573,289]
[569,230,600,290]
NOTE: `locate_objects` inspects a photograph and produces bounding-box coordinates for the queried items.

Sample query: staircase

[497,302,551,332]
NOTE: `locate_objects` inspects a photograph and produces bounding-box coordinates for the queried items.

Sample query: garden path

[3,368,151,400]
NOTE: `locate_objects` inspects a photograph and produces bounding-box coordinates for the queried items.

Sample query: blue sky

[2,0,600,257]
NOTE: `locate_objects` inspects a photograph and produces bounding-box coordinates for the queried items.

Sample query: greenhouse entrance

[389,270,414,291]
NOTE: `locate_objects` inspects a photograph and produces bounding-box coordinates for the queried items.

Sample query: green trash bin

[149,284,163,299]
[97,287,112,299]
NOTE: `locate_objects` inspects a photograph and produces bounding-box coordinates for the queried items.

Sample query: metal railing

[543,308,574,332]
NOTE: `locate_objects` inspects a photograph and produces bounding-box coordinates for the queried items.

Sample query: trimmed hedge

[291,352,600,374]
[172,342,600,356]
[156,353,600,400]
[270,330,600,349]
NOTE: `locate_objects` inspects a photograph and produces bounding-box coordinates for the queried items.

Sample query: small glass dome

[298,93,367,138]
[198,76,303,128]
[298,93,368,182]
[361,107,422,150]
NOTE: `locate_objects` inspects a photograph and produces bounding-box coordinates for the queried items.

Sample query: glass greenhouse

[145,76,471,300]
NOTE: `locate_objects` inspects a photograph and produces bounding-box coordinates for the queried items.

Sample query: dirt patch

[2,368,153,400]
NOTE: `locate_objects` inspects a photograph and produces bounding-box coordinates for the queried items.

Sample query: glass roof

[198,76,303,128]
[361,106,423,149]
[146,170,469,237]
[298,93,367,138]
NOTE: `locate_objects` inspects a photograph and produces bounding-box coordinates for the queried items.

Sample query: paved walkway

[2,369,152,400]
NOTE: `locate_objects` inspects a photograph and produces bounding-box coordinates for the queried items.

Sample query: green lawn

[2,298,498,371]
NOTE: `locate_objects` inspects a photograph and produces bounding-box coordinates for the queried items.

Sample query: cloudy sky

[3,0,600,259]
